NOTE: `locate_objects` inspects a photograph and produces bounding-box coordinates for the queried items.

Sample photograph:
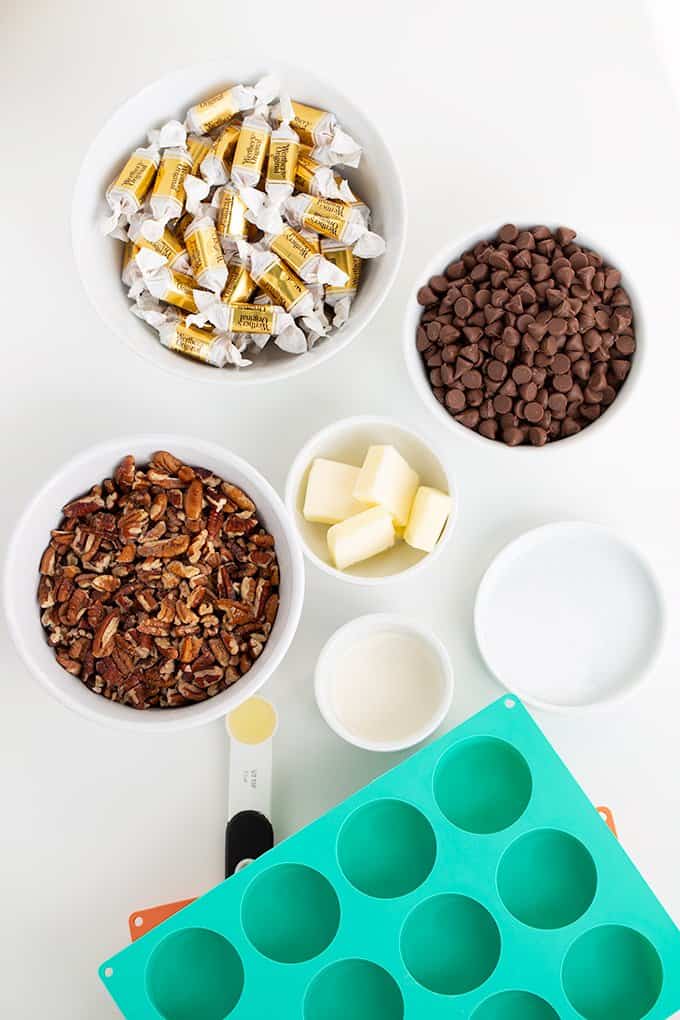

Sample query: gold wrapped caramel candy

[129,217,188,269]
[185,84,252,135]
[148,267,199,313]
[321,240,361,297]
[215,187,248,247]
[250,251,309,315]
[231,119,270,190]
[184,217,228,293]
[152,149,191,205]
[103,145,159,233]
[287,101,331,147]
[270,226,318,279]
[143,147,192,238]
[267,137,299,190]
[222,261,256,305]
[299,197,353,242]
[186,134,212,175]
[159,319,229,367]
[200,122,241,187]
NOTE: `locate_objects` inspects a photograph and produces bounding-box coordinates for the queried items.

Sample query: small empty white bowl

[315,613,454,751]
[4,434,305,732]
[474,522,665,712]
[284,415,457,585]
[403,221,644,450]
[72,59,406,385]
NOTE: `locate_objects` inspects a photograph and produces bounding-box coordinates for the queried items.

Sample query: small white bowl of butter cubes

[285,415,456,584]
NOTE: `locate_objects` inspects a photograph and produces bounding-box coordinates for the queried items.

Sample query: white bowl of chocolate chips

[404,223,643,448]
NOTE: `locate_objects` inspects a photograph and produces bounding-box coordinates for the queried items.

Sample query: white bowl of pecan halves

[4,435,305,731]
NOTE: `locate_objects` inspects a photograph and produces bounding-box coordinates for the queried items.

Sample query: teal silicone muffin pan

[99,696,680,1019]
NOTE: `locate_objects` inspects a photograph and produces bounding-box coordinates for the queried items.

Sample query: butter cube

[303,458,365,525]
[327,506,396,570]
[353,445,420,528]
[404,486,452,552]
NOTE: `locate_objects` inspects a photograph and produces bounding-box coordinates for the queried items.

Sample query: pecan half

[92,610,120,658]
[137,535,190,559]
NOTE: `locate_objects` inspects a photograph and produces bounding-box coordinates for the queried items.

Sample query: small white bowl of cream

[314,613,454,752]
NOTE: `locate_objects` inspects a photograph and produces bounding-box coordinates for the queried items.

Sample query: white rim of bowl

[473,521,666,713]
[3,433,305,732]
[314,612,454,751]
[72,57,408,386]
[284,414,458,586]
[403,220,645,451]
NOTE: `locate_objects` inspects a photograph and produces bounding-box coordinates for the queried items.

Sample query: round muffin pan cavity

[497,829,597,929]
[337,799,437,898]
[99,696,680,1019]
[400,893,501,995]
[304,959,404,1020]
[146,928,244,1020]
[471,991,559,1020]
[433,736,532,833]
[241,863,340,963]
[562,925,664,1020]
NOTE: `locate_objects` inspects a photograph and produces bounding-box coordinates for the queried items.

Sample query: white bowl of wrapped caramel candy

[4,435,305,731]
[72,61,406,383]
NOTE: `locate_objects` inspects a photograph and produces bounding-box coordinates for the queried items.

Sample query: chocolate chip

[553,373,573,394]
[486,360,507,383]
[556,226,577,245]
[493,394,513,415]
[489,251,513,272]
[445,260,466,280]
[562,417,581,437]
[499,224,519,243]
[512,364,532,385]
[547,317,567,337]
[417,286,437,305]
[479,419,499,440]
[445,389,466,413]
[548,392,568,416]
[456,409,480,428]
[462,369,483,389]
[454,297,473,318]
[551,353,571,375]
[610,359,631,381]
[615,335,636,356]
[524,401,544,423]
[502,426,525,446]
[430,275,450,294]
[519,381,538,401]
[528,426,548,446]
[526,320,547,341]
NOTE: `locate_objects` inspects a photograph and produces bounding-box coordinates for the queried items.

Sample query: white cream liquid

[330,629,445,745]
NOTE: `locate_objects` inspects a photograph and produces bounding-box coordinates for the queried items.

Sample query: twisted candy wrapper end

[352,230,386,258]
[314,126,362,168]
[241,187,285,235]
[184,174,211,214]
[148,119,187,150]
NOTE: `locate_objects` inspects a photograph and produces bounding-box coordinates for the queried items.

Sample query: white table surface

[2,1,680,1016]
